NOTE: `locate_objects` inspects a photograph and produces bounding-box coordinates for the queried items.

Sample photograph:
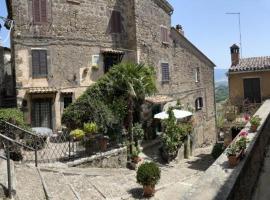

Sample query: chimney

[230,44,240,66]
[175,24,184,35]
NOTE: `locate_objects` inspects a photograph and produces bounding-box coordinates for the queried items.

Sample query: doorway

[31,98,52,128]
[103,53,123,73]
[243,78,261,103]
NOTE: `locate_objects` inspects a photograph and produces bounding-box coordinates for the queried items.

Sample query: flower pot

[143,185,155,197]
[250,125,258,132]
[227,155,239,167]
[99,137,109,151]
[132,156,141,164]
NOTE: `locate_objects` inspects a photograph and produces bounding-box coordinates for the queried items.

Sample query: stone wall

[183,100,270,200]
[67,147,127,168]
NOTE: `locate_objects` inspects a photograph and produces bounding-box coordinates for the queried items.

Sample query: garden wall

[183,100,270,200]
[67,147,127,168]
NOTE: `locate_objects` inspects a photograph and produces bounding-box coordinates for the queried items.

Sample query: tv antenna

[226,12,243,58]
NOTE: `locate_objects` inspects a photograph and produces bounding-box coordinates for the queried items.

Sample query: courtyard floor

[14,144,214,200]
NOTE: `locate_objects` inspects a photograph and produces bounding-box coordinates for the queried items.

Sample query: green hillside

[215,84,228,103]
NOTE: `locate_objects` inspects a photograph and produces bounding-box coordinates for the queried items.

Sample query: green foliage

[161,108,192,154]
[226,144,238,156]
[62,62,156,138]
[211,143,225,159]
[83,122,98,134]
[70,129,85,140]
[0,108,29,129]
[236,136,248,150]
[131,145,140,158]
[250,115,261,126]
[215,85,228,103]
[136,162,161,186]
[132,123,144,141]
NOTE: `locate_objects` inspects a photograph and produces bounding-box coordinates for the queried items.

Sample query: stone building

[6,0,216,147]
[0,46,16,107]
[228,44,270,106]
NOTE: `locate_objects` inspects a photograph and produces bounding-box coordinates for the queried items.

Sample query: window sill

[66,0,80,4]
[162,80,170,84]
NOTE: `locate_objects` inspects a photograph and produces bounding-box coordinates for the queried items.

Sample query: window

[32,0,47,24]
[161,26,169,44]
[161,63,170,82]
[195,97,203,111]
[195,67,200,82]
[63,95,73,109]
[32,50,48,78]
[110,10,122,33]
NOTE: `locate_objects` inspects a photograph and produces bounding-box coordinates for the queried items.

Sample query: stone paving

[14,145,214,200]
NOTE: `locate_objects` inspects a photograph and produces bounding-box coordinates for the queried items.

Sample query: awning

[154,109,193,120]
[145,95,173,104]
[101,49,125,55]
[28,87,57,94]
[60,89,73,94]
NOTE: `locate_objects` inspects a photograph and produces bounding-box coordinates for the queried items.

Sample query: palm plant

[108,63,156,155]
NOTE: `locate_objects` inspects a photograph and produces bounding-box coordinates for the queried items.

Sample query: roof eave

[171,28,216,68]
[154,0,174,15]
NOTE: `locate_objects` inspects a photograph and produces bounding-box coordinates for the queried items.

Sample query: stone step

[40,170,78,200]
[15,165,46,200]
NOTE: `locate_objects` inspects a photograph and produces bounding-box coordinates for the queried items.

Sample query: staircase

[13,164,136,200]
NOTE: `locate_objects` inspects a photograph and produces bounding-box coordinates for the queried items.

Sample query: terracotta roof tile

[229,56,270,72]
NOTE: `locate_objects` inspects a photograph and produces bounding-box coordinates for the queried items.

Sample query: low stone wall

[183,100,270,200]
[66,147,127,168]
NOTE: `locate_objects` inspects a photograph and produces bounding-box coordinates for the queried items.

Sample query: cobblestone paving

[14,146,214,200]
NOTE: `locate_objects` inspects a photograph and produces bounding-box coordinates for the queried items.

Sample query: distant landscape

[214,68,228,103]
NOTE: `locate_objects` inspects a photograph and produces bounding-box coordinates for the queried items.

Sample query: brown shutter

[40,0,47,23]
[39,50,47,76]
[33,0,41,23]
[111,11,121,33]
[32,50,40,77]
[161,27,168,43]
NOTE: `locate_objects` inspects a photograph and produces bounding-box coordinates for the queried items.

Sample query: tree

[107,63,156,156]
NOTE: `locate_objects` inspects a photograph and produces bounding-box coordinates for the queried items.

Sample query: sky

[1,1,270,69]
[169,0,270,69]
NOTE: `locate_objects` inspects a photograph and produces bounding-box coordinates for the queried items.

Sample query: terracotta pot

[132,156,141,164]
[143,185,155,197]
[99,138,109,151]
[250,125,258,132]
[228,155,239,167]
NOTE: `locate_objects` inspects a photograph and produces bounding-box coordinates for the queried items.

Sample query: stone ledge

[66,147,127,168]
[183,100,270,200]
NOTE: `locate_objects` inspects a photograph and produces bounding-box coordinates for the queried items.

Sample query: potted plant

[70,129,85,141]
[83,122,98,135]
[136,162,161,197]
[226,144,239,167]
[131,146,141,164]
[236,136,248,159]
[250,115,261,132]
[132,123,144,147]
[99,135,109,151]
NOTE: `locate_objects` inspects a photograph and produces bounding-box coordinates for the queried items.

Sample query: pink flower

[243,114,250,121]
[239,131,248,137]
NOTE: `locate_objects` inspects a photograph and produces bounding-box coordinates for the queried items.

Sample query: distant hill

[215,84,229,103]
[214,68,228,84]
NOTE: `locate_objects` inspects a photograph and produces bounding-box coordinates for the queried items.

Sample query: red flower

[243,114,250,121]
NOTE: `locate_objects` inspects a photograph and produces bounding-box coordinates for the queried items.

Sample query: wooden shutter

[40,0,47,23]
[111,11,121,33]
[33,0,41,23]
[161,63,170,82]
[161,27,169,43]
[39,50,47,76]
[32,50,40,77]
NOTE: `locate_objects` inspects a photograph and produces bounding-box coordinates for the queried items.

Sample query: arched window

[195,97,203,111]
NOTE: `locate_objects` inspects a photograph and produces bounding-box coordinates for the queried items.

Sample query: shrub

[70,129,85,140]
[0,108,29,129]
[211,143,225,159]
[132,123,144,141]
[83,122,98,134]
[136,162,161,186]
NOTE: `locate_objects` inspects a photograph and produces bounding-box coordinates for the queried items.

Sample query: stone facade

[8,0,216,147]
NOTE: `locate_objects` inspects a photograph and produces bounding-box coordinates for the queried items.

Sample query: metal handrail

[2,121,39,137]
[0,133,35,151]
